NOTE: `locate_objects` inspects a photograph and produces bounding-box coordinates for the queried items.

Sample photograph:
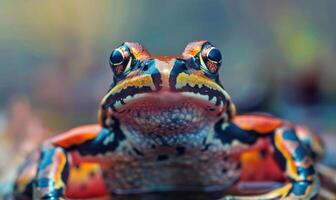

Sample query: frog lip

[104,87,227,113]
[111,91,226,115]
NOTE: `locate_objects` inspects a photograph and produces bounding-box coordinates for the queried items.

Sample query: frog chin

[113,92,222,135]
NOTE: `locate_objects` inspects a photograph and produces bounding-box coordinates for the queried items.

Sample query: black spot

[201,144,210,152]
[103,171,109,177]
[176,146,186,156]
[236,162,242,169]
[260,149,268,158]
[157,154,169,161]
[222,168,228,173]
[89,170,96,178]
[75,164,80,170]
[142,62,149,71]
[133,147,144,156]
[151,144,156,149]
[157,135,168,146]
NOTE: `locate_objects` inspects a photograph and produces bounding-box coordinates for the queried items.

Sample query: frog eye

[199,46,222,74]
[109,46,132,76]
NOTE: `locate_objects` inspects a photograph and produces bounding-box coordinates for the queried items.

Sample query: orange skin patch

[125,42,151,61]
[233,114,284,134]
[47,125,108,198]
[54,149,67,189]
[51,124,101,148]
[65,163,107,199]
[233,115,287,182]
[240,138,285,182]
[182,40,207,57]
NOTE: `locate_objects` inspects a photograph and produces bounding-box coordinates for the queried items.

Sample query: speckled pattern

[102,150,240,195]
[119,102,210,135]
[103,118,241,194]
[122,120,214,149]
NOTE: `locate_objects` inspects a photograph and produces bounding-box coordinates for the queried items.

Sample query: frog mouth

[104,88,226,113]
[111,92,224,135]
[114,91,225,114]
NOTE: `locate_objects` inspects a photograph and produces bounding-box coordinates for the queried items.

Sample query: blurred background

[0,0,336,193]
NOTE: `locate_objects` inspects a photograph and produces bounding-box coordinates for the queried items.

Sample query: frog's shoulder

[50,124,102,148]
[232,113,285,134]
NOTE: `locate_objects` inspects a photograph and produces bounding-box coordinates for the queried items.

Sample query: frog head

[99,41,236,138]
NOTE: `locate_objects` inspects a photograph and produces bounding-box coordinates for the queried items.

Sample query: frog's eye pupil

[207,48,222,64]
[110,49,124,65]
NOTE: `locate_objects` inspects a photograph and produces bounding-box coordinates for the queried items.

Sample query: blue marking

[282,129,298,141]
[298,166,315,177]
[291,181,310,196]
[41,188,63,199]
[142,59,162,90]
[274,128,316,182]
[36,147,69,193]
[293,146,307,161]
[283,129,308,161]
[36,177,53,188]
[38,148,56,171]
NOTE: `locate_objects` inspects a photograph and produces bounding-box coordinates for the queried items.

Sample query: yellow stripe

[101,74,155,105]
[54,149,67,189]
[175,72,236,116]
[275,129,301,181]
[175,72,228,97]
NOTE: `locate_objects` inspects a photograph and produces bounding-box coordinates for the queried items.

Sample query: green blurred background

[0,0,336,183]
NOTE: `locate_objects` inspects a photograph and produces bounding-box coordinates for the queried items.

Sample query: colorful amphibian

[14,41,326,200]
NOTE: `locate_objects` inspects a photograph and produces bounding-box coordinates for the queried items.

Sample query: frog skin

[13,41,327,200]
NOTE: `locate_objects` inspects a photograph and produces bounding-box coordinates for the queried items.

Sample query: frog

[12,41,327,200]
